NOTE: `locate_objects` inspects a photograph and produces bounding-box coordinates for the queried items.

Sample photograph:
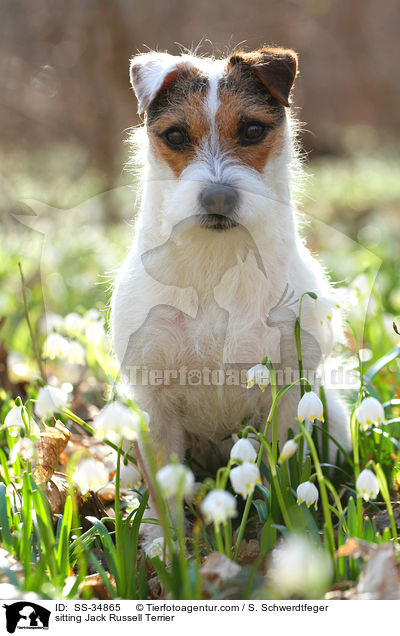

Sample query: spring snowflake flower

[201,489,237,524]
[64,341,85,365]
[156,464,195,498]
[230,462,261,499]
[355,397,385,431]
[312,296,339,325]
[42,333,69,360]
[246,364,269,391]
[297,391,324,424]
[230,438,257,464]
[268,534,333,598]
[92,401,141,444]
[4,406,25,437]
[9,438,35,464]
[279,439,298,464]
[63,312,85,335]
[296,481,319,509]
[356,469,380,501]
[35,385,69,419]
[144,536,175,561]
[72,458,110,494]
[117,463,141,489]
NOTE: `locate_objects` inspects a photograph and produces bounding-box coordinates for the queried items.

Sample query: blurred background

[0,0,399,385]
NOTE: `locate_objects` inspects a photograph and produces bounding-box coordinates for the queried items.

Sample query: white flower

[356,469,379,501]
[279,439,298,464]
[63,312,85,335]
[35,385,69,419]
[117,463,141,489]
[156,464,195,498]
[42,333,69,360]
[201,489,237,524]
[355,397,385,431]
[9,438,35,463]
[72,458,110,494]
[296,481,319,509]
[230,462,261,499]
[5,406,25,436]
[230,438,257,464]
[297,391,324,424]
[83,311,106,347]
[64,341,85,365]
[313,296,339,325]
[92,402,141,444]
[246,364,269,391]
[185,481,204,505]
[144,536,174,561]
[43,334,85,366]
[268,534,333,598]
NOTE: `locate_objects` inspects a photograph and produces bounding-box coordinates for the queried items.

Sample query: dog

[111,47,351,539]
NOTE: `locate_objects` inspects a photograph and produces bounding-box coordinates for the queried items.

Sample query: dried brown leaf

[46,473,70,516]
[79,573,114,600]
[336,537,378,559]
[347,544,400,600]
[236,539,260,566]
[34,420,71,483]
[201,552,241,587]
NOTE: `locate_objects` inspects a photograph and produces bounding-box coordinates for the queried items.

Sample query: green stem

[214,522,225,554]
[350,399,363,536]
[298,422,336,561]
[233,378,310,561]
[114,443,124,596]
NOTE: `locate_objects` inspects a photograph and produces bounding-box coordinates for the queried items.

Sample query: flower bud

[279,439,298,464]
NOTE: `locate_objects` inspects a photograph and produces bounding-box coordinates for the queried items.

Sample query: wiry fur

[111,48,351,543]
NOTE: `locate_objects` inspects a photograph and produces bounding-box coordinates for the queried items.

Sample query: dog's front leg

[136,394,186,548]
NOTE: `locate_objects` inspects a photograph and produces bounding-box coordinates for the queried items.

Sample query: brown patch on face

[216,64,286,173]
[146,68,210,177]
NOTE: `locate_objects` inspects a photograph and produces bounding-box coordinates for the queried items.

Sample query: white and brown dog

[111,48,351,523]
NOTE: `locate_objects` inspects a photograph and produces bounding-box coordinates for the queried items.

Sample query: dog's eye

[240,121,268,145]
[162,127,188,149]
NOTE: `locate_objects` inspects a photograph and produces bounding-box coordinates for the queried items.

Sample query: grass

[0,147,399,600]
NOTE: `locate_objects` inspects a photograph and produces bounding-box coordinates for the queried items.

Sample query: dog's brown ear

[228,48,298,107]
[130,52,194,115]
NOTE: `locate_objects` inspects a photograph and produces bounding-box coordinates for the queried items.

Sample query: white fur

[112,52,351,522]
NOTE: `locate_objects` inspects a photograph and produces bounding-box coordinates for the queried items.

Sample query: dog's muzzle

[199,184,239,230]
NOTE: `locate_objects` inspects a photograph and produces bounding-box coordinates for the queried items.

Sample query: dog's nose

[199,184,239,216]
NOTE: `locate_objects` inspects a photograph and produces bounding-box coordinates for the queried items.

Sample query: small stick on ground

[18,262,46,382]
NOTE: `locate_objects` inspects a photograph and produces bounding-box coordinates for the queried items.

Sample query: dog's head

[130,48,298,235]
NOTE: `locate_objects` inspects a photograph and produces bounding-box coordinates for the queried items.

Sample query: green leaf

[364,344,400,384]
[56,496,72,581]
[300,455,312,483]
[260,517,277,555]
[0,483,14,553]
[347,497,358,537]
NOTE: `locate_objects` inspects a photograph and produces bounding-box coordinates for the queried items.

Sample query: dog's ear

[130,52,195,115]
[228,48,298,107]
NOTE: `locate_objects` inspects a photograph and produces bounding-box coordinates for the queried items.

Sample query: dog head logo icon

[3,602,50,633]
